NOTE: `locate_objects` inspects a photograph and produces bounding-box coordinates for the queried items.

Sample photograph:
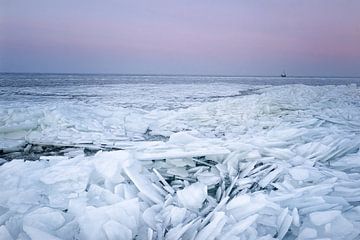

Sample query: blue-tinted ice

[1,74,360,239]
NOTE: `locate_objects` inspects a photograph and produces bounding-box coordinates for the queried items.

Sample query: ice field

[1,74,360,239]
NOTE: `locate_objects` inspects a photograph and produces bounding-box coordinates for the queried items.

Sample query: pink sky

[1,0,359,76]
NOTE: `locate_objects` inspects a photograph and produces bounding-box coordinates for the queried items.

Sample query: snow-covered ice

[1,75,360,239]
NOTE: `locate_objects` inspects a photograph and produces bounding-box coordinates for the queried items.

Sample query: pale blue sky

[1,0,359,76]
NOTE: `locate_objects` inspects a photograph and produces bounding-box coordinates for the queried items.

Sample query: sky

[0,0,360,76]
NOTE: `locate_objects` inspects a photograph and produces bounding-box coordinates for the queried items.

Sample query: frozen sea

[1,73,360,240]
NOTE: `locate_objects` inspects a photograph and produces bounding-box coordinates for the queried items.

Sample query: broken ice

[1,80,360,239]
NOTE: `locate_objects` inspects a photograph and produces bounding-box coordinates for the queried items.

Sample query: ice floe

[1,83,360,239]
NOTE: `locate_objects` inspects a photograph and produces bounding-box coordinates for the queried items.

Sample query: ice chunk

[289,156,307,166]
[0,158,8,165]
[226,195,266,220]
[258,166,283,188]
[40,164,91,188]
[136,147,230,161]
[196,171,221,186]
[142,205,161,230]
[222,214,258,239]
[23,207,65,232]
[103,220,132,240]
[278,214,292,239]
[195,212,227,240]
[6,187,49,213]
[289,167,310,181]
[262,148,296,160]
[296,142,330,158]
[55,221,80,240]
[0,139,26,153]
[168,132,199,145]
[153,168,175,194]
[124,161,164,204]
[114,183,138,200]
[76,208,108,240]
[226,195,251,210]
[169,207,187,226]
[77,199,139,240]
[177,182,207,210]
[167,167,189,178]
[298,227,317,239]
[0,225,13,240]
[246,150,262,160]
[326,214,355,238]
[292,208,300,227]
[93,150,130,183]
[165,219,198,240]
[166,158,195,167]
[23,225,61,240]
[309,210,341,226]
[87,184,122,206]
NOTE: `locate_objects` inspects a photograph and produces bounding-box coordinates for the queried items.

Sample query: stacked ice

[1,84,360,239]
[0,83,256,153]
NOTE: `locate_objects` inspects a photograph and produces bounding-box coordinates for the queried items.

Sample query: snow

[1,79,360,239]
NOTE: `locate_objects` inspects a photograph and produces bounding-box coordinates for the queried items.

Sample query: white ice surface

[1,83,360,239]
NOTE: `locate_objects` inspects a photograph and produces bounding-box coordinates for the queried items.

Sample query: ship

[281,71,287,77]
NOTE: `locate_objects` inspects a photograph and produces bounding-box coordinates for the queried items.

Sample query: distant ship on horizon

[281,71,287,77]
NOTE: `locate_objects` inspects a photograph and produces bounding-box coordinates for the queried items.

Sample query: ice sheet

[1,81,360,239]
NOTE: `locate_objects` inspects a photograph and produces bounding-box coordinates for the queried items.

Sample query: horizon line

[1,71,360,79]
